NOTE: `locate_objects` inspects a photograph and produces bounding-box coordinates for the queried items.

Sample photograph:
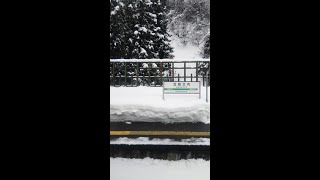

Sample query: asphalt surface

[110,122,210,132]
[110,122,210,139]
[110,122,211,160]
[110,144,210,160]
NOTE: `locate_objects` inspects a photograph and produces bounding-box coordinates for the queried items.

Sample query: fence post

[206,71,208,103]
[125,62,127,87]
[160,62,163,86]
[196,62,198,82]
[148,63,151,86]
[172,62,174,81]
[112,62,115,86]
[143,74,145,86]
[184,61,186,82]
[208,62,210,87]
[202,74,205,87]
[163,80,165,101]
[131,74,133,87]
[199,79,201,99]
[136,62,139,86]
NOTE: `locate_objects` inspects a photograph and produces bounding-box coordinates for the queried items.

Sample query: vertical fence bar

[199,78,201,99]
[154,64,156,87]
[184,61,186,82]
[143,74,145,86]
[148,63,151,86]
[203,74,205,87]
[178,74,180,82]
[136,62,139,86]
[172,62,174,81]
[112,62,115,86]
[191,74,193,82]
[196,62,198,82]
[160,62,163,86]
[208,62,210,86]
[163,81,165,100]
[124,62,127,87]
[206,71,208,102]
[131,74,133,87]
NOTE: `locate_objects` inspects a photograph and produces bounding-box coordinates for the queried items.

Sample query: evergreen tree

[110,0,173,59]
[153,0,174,59]
[203,37,210,58]
[110,0,173,86]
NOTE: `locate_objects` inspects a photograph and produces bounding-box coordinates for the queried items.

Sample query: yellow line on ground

[110,131,210,137]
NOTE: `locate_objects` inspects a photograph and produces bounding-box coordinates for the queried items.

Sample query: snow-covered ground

[110,137,210,146]
[110,86,210,124]
[168,33,209,81]
[170,33,202,59]
[110,158,210,180]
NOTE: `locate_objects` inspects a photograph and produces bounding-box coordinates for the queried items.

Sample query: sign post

[199,80,201,99]
[162,80,165,100]
[206,71,209,103]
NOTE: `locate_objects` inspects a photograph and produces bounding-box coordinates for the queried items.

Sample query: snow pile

[110,158,210,180]
[110,137,210,146]
[110,86,210,124]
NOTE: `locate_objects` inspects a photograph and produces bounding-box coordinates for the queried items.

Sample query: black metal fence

[110,60,210,87]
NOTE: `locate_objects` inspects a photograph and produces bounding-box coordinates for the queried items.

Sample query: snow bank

[110,86,210,124]
[110,158,210,180]
[110,137,210,146]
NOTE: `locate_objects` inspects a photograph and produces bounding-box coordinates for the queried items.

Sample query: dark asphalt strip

[110,122,210,132]
[110,144,210,160]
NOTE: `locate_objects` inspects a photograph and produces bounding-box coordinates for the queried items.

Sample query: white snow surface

[110,158,210,180]
[110,86,210,124]
[110,137,210,146]
[169,33,202,59]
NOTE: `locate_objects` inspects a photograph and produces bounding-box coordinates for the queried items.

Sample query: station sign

[163,81,200,94]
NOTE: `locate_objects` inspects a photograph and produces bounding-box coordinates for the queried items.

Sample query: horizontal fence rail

[110,59,210,87]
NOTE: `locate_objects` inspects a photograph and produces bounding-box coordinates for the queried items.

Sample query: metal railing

[110,59,210,87]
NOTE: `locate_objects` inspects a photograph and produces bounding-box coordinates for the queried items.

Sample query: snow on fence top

[110,59,210,62]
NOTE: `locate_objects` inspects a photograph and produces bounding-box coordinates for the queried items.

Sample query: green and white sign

[163,81,201,97]
[163,82,200,94]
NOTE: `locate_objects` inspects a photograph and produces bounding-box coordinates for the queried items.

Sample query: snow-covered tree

[167,0,210,49]
[110,0,173,59]
[166,0,211,79]
[110,0,173,86]
[152,0,174,59]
